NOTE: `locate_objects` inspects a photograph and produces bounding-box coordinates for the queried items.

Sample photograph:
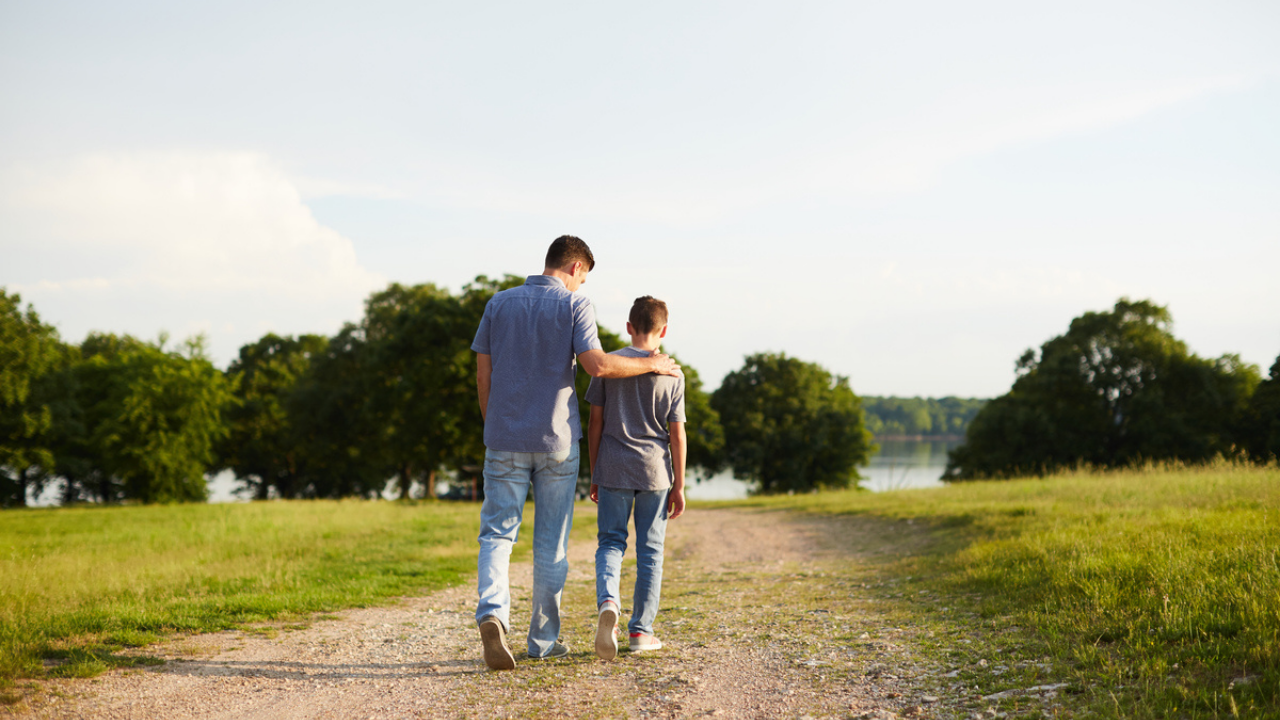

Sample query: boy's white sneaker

[596,602,619,660]
[628,632,663,652]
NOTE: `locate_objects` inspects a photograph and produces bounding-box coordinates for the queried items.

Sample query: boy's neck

[629,333,662,353]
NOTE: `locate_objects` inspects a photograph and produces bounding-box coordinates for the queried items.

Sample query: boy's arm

[588,404,604,503]
[668,421,687,519]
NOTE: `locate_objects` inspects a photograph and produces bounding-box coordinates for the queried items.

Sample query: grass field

[0,499,494,694]
[3,463,1277,717]
[741,460,1280,718]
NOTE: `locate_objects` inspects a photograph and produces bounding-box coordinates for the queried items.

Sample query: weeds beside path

[9,506,982,720]
[7,465,1276,718]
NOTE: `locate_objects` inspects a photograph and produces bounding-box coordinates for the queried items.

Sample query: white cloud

[291,175,404,200]
[3,151,383,297]
[0,151,386,363]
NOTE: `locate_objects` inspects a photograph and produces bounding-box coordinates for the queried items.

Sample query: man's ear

[659,324,668,339]
[625,321,635,336]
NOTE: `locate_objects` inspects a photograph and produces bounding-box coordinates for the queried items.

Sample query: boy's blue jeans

[595,485,670,636]
[476,446,579,658]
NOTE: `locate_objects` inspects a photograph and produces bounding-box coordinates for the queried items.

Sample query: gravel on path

[14,506,970,720]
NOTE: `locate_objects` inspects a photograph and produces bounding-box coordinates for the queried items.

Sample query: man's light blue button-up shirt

[471,275,603,453]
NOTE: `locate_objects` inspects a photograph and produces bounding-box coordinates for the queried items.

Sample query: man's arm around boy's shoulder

[578,348,681,379]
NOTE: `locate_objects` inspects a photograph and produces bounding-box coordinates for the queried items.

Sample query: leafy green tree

[933,396,988,435]
[52,334,147,503]
[860,396,987,437]
[0,290,64,507]
[362,282,483,498]
[42,361,92,504]
[270,275,522,501]
[64,333,233,503]
[287,325,388,498]
[1237,353,1280,461]
[711,352,874,493]
[218,333,328,499]
[945,299,1260,480]
[667,354,726,479]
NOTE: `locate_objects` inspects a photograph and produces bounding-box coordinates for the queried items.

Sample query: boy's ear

[658,324,668,339]
[625,321,635,336]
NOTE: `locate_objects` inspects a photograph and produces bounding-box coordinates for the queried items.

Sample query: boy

[585,295,687,660]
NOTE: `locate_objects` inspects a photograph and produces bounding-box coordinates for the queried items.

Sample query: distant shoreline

[873,434,965,442]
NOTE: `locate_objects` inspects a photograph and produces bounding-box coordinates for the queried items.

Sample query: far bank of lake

[685,437,963,500]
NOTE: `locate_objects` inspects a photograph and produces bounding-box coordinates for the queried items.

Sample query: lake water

[29,438,964,505]
[685,438,963,500]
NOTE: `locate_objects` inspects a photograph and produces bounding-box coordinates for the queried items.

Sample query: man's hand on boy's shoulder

[649,352,681,377]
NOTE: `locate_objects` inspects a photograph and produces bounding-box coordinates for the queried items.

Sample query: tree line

[945,298,1280,480]
[7,287,1275,504]
[860,396,987,438]
[1,287,231,506]
[2,282,875,507]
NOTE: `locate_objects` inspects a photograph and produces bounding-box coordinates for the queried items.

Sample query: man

[470,235,679,669]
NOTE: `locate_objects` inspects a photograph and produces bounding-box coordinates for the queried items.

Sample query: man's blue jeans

[475,446,579,657]
[595,485,669,637]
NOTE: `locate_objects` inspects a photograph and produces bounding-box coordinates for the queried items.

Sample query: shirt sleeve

[668,376,687,423]
[471,299,493,354]
[571,297,603,356]
[585,375,605,407]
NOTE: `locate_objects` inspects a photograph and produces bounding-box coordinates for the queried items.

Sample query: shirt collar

[526,275,566,289]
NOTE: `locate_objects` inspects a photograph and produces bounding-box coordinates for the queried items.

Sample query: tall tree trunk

[277,452,296,499]
[398,463,412,499]
[20,466,32,507]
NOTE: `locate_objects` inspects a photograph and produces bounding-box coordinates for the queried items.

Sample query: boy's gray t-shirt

[585,347,686,491]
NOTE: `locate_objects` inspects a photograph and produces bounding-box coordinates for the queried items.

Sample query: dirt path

[19,507,963,719]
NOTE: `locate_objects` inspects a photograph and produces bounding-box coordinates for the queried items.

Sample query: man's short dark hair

[545,235,595,271]
[629,296,669,335]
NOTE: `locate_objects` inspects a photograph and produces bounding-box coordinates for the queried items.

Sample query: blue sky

[2,1,1277,396]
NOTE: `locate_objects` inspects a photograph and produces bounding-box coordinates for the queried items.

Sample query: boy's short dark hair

[544,235,595,271]
[629,296,669,335]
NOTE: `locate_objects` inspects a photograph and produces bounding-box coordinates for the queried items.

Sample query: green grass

[4,464,1278,718]
[734,460,1280,718]
[0,499,490,684]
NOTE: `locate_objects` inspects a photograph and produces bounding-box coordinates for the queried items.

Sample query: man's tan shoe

[479,616,515,670]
